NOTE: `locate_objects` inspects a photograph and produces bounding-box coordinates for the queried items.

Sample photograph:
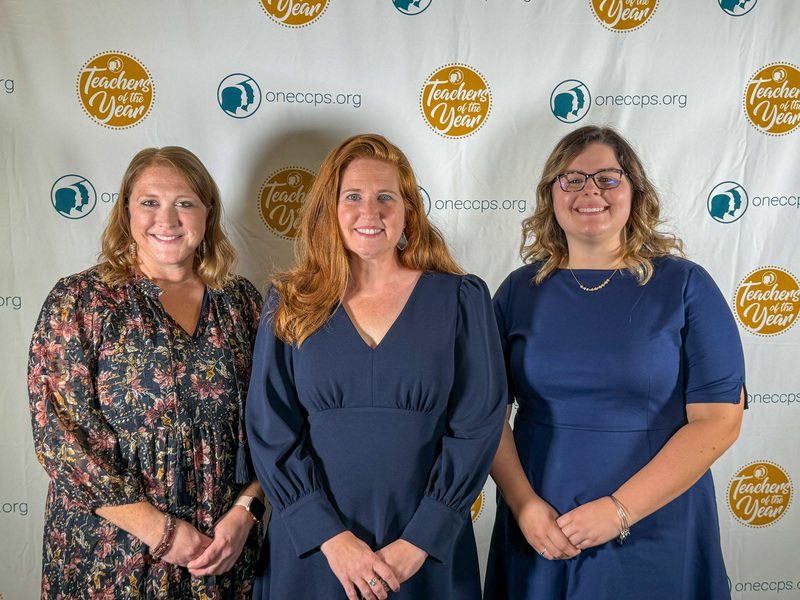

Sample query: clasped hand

[321,531,426,600]
[556,496,624,551]
[161,507,254,576]
[517,496,621,560]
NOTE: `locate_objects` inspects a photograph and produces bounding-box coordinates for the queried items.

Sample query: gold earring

[396,227,408,251]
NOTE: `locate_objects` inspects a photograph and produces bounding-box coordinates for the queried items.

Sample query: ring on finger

[540,547,547,557]
[367,577,379,587]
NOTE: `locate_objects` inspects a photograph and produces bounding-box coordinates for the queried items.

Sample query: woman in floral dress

[28,147,265,599]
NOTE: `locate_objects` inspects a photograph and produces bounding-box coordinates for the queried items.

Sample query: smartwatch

[234,495,266,522]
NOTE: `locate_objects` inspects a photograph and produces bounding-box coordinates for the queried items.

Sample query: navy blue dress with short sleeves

[246,272,506,599]
[483,257,745,600]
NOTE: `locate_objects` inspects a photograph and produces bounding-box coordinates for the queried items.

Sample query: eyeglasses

[555,169,626,192]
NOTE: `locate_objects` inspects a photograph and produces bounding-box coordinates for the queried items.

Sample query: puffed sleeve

[234,276,265,348]
[219,276,264,484]
[246,290,346,557]
[27,276,148,511]
[399,274,507,563]
[682,264,745,405]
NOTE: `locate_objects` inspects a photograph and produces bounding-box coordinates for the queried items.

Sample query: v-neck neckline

[133,275,212,338]
[164,287,210,338]
[341,273,425,350]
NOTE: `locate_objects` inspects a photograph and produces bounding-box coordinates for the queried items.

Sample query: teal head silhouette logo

[550,80,591,123]
[51,175,97,219]
[218,74,261,118]
[719,0,757,17]
[419,186,431,215]
[394,0,432,15]
[707,182,748,223]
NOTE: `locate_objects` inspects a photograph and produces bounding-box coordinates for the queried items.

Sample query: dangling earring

[129,242,137,261]
[200,239,207,259]
[396,230,408,251]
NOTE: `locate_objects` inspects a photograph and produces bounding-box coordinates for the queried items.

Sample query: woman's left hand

[556,497,621,550]
[374,539,427,584]
[187,505,254,576]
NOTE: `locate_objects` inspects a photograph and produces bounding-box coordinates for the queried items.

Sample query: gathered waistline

[308,405,446,418]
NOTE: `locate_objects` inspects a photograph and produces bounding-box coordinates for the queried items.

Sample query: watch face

[249,497,266,521]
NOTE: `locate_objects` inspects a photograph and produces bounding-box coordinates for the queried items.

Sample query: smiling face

[552,143,632,252]
[128,164,208,278]
[337,158,406,265]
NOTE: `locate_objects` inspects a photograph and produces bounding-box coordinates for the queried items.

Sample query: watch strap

[234,495,266,522]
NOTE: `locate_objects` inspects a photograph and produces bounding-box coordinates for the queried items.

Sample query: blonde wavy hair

[522,126,683,285]
[97,146,237,289]
[272,134,464,347]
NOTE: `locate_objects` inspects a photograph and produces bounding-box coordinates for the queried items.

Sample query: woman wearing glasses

[484,126,745,599]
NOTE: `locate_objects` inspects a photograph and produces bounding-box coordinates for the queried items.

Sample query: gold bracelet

[609,495,630,544]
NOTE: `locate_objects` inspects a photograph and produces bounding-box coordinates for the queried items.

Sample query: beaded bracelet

[609,495,630,544]
[149,513,177,559]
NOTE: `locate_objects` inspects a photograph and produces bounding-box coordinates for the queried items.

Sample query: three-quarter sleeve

[400,274,507,564]
[28,277,147,511]
[682,264,746,405]
[245,291,346,557]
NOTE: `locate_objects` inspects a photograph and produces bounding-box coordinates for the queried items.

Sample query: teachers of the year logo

[590,0,659,32]
[728,461,792,528]
[77,52,154,129]
[420,64,492,139]
[733,267,800,336]
[258,167,315,240]
[259,0,329,27]
[744,63,800,136]
[471,488,486,523]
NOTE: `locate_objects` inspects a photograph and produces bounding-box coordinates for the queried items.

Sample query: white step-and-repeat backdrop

[2,0,799,597]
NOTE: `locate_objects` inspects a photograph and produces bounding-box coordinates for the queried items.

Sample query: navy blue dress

[484,257,745,600]
[246,273,506,599]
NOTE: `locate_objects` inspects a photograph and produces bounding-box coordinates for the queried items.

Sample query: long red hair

[271,134,463,346]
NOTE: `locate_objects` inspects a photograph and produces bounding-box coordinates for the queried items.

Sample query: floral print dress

[28,267,263,600]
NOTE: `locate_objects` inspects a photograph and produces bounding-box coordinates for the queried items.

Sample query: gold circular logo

[259,0,329,27]
[590,0,659,32]
[77,52,154,129]
[420,64,492,139]
[470,488,486,523]
[728,461,793,528]
[733,267,800,336]
[258,167,315,240]
[744,63,800,136]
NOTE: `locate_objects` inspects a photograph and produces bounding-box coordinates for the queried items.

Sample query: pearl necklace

[568,267,618,292]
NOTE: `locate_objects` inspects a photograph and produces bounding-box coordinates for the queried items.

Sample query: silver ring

[367,577,379,587]
[540,548,547,557]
